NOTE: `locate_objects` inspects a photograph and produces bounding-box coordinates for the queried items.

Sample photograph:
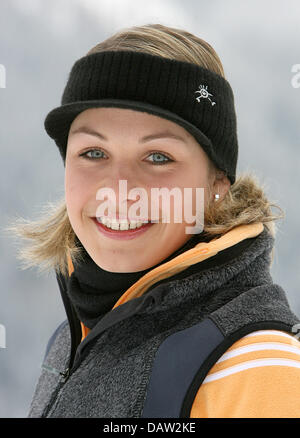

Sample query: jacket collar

[66,222,266,340]
[68,222,264,305]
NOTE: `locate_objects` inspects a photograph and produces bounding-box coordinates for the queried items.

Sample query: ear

[211,170,231,203]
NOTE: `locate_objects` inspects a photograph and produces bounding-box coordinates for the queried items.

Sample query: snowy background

[0,0,300,417]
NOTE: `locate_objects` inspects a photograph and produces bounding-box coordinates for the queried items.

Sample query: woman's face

[65,107,222,272]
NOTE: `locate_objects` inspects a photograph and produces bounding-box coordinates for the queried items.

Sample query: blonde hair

[4,23,284,278]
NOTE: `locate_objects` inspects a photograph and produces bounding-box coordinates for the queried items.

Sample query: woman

[8,23,300,418]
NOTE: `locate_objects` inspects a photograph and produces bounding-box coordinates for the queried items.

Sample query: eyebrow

[69,126,188,144]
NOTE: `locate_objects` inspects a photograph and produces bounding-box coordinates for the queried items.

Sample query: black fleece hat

[44,50,238,184]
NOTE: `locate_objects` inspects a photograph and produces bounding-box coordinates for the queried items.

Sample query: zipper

[42,270,158,416]
[41,345,94,417]
[41,363,75,417]
[41,364,71,383]
[41,373,68,418]
[59,367,70,382]
[41,361,76,383]
[61,341,92,383]
[40,295,95,416]
[41,364,65,377]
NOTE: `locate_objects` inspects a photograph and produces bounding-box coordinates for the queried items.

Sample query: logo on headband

[195,84,216,106]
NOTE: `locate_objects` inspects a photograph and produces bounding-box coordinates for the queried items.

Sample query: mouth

[91,217,156,240]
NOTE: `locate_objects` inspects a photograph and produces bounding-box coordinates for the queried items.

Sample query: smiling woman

[5,23,300,419]
[64,106,218,272]
[6,23,283,278]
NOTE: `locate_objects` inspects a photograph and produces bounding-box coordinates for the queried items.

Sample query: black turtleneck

[66,230,216,329]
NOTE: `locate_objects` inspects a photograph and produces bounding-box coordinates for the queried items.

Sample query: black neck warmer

[66,231,216,329]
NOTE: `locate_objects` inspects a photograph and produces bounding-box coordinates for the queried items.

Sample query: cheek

[185,166,211,209]
[65,168,89,219]
[149,173,209,225]
[175,171,210,218]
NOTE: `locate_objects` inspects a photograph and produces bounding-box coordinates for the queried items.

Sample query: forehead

[69,107,192,139]
[67,107,211,164]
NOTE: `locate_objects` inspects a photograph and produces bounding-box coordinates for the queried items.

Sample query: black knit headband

[44,50,238,184]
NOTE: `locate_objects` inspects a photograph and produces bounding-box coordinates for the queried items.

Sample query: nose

[103,161,141,194]
[96,162,148,217]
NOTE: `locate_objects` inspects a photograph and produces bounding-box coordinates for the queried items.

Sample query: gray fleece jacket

[28,224,299,418]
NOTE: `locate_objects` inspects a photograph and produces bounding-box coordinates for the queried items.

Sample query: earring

[214,193,220,201]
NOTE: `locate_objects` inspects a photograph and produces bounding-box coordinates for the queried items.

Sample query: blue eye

[79,149,106,160]
[79,149,173,165]
[147,152,173,165]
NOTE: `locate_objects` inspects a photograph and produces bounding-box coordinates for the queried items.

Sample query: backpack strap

[141,317,294,418]
[141,317,223,418]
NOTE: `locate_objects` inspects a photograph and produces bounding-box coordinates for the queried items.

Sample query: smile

[92,217,155,240]
[96,216,149,230]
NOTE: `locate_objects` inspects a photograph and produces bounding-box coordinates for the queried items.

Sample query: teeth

[111,221,120,230]
[129,220,137,229]
[97,217,148,231]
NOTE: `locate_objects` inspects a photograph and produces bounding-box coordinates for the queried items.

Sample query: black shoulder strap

[141,318,223,418]
[141,317,294,418]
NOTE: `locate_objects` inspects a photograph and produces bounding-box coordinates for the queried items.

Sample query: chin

[95,256,152,273]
